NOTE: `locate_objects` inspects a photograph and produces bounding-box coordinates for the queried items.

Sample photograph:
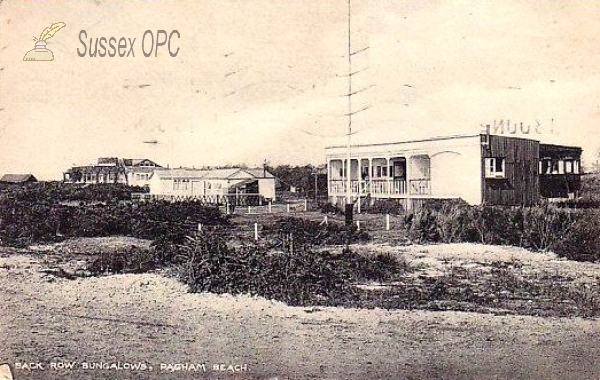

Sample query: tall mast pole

[345,0,352,217]
[342,0,354,253]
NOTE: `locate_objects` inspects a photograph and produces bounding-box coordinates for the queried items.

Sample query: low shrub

[0,198,229,247]
[320,202,342,214]
[551,199,600,209]
[162,229,405,306]
[261,216,370,250]
[405,203,598,262]
[175,232,359,306]
[363,264,600,317]
[555,209,600,262]
[340,250,408,283]
[366,199,404,215]
[87,246,158,275]
[0,182,147,203]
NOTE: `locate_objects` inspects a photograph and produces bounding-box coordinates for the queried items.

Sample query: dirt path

[1,252,599,380]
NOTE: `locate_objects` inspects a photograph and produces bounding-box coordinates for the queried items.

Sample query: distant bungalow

[63,157,162,187]
[147,167,276,205]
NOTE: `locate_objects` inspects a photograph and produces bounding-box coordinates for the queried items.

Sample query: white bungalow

[147,167,276,205]
[326,133,582,210]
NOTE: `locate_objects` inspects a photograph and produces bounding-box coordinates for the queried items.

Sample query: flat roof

[325,133,581,151]
[325,133,482,150]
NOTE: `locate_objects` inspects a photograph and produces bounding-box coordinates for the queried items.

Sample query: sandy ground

[0,243,599,380]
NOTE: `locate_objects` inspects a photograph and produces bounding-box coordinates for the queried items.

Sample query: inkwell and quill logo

[23,22,66,61]
[0,364,14,380]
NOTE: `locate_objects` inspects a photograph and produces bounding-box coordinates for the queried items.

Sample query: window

[361,167,369,179]
[539,158,552,174]
[563,159,580,174]
[173,179,189,190]
[564,159,573,174]
[484,157,506,178]
[393,164,405,178]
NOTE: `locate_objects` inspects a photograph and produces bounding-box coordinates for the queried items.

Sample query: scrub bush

[405,203,599,262]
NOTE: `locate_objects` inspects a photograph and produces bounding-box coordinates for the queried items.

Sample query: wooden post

[357,172,361,213]
[386,214,390,231]
[254,222,258,241]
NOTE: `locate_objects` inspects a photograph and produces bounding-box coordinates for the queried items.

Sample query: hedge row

[405,202,600,262]
[0,199,228,247]
[0,182,147,203]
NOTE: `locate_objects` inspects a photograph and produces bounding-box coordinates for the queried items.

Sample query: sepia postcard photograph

[0,1,599,379]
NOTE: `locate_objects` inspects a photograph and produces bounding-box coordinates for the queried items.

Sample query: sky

[1,0,599,180]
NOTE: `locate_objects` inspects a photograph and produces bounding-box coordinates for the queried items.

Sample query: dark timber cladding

[481,134,539,206]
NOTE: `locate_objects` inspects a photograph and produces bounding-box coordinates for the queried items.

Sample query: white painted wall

[127,172,153,187]
[148,170,276,201]
[429,145,482,205]
[148,174,170,195]
[326,134,484,204]
[258,178,276,200]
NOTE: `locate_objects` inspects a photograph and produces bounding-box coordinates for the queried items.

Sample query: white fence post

[254,222,259,241]
[197,223,202,232]
[248,205,251,214]
[356,220,360,231]
[269,200,272,213]
[386,214,390,231]
[287,203,290,213]
[304,199,308,212]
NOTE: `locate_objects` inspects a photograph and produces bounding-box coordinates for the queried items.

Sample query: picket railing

[329,179,417,196]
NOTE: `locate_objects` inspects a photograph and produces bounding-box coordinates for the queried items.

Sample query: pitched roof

[228,178,259,188]
[70,158,161,168]
[127,158,162,167]
[151,168,209,180]
[203,168,245,179]
[150,167,276,181]
[0,174,37,183]
[243,168,275,178]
